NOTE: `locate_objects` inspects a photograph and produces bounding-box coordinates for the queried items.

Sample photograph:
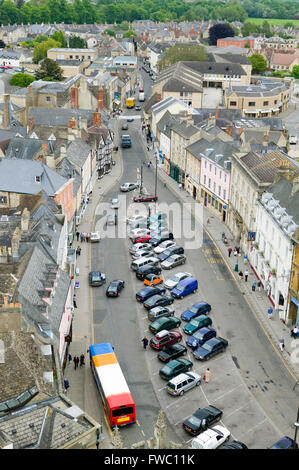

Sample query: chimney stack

[21,208,30,232]
[3,94,10,129]
[68,117,76,128]
[70,87,79,109]
[11,227,21,256]
[97,87,104,111]
[92,112,101,126]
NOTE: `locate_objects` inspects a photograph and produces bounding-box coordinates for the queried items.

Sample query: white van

[131,256,159,271]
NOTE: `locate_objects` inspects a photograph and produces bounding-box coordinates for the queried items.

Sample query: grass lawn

[248,18,299,26]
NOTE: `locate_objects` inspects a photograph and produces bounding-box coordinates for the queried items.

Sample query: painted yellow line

[104,413,113,436]
[141,429,145,437]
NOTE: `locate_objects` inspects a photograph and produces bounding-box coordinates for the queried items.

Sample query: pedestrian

[76,231,80,242]
[267,307,273,320]
[80,233,84,243]
[68,353,72,363]
[86,232,90,243]
[238,270,243,280]
[236,247,240,255]
[257,280,262,291]
[142,336,148,349]
[64,379,69,393]
[244,254,248,264]
[244,270,249,282]
[80,354,85,366]
[279,338,285,352]
[76,246,81,257]
[73,355,79,370]
[73,294,77,308]
[252,280,256,292]
[291,326,299,338]
[207,218,210,225]
[204,368,211,383]
[234,249,238,257]
[147,145,150,151]
[148,162,150,168]
[221,232,225,241]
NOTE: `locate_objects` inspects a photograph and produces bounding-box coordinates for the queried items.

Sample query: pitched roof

[66,139,91,168]
[239,150,299,183]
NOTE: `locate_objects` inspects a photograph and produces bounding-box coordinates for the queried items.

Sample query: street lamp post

[293,407,299,449]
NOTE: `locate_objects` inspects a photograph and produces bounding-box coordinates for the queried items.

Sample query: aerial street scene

[1,0,299,454]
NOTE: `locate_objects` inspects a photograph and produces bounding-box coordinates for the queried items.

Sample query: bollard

[234,264,239,272]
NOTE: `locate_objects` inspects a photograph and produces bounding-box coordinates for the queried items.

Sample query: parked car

[136,285,166,302]
[134,234,152,244]
[289,135,298,144]
[127,117,134,122]
[90,232,101,242]
[181,302,211,322]
[183,405,223,436]
[221,440,248,449]
[121,123,128,130]
[120,182,139,192]
[193,337,228,361]
[89,271,106,287]
[150,330,182,351]
[186,327,217,350]
[269,436,298,449]
[143,294,174,310]
[191,425,230,449]
[106,214,117,226]
[130,228,151,240]
[157,344,187,362]
[131,249,153,260]
[149,234,174,247]
[136,264,162,280]
[161,254,186,270]
[111,198,120,209]
[129,242,152,255]
[133,194,158,203]
[144,273,163,286]
[157,245,184,262]
[127,214,147,226]
[166,371,201,396]
[148,306,175,322]
[159,358,193,380]
[164,272,192,290]
[149,221,168,233]
[135,105,141,111]
[105,280,125,297]
[131,256,159,271]
[154,240,176,254]
[149,315,181,334]
[184,315,213,336]
[171,277,198,299]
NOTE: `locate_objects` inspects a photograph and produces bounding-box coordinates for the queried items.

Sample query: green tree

[33,38,61,63]
[10,72,35,87]
[68,35,87,48]
[241,21,259,37]
[51,31,67,48]
[34,34,49,43]
[249,54,267,73]
[291,65,299,79]
[157,45,208,71]
[123,29,136,38]
[35,58,63,81]
[261,20,272,38]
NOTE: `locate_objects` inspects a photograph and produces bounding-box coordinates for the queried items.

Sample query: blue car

[186,327,217,350]
[181,302,211,322]
[192,337,228,361]
[136,285,166,302]
[269,436,298,449]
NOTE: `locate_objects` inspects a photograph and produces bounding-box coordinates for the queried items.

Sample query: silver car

[164,272,192,289]
[161,254,186,270]
[166,372,201,396]
[129,242,152,255]
[148,306,175,321]
[132,249,153,260]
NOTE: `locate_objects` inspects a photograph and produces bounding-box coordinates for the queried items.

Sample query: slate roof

[28,106,110,129]
[66,139,91,168]
[227,82,288,98]
[182,61,246,76]
[56,158,81,198]
[0,159,68,197]
[266,177,299,225]
[5,137,47,160]
[186,137,234,168]
[193,108,242,125]
[170,120,200,140]
[162,77,202,93]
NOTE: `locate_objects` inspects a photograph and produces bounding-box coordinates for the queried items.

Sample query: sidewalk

[139,128,299,382]
[64,124,123,447]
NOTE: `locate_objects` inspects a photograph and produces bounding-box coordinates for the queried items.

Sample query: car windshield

[170,274,180,282]
[192,441,204,449]
[92,273,101,281]
[175,284,184,291]
[203,342,213,351]
[167,256,175,263]
[162,365,172,374]
[163,249,172,256]
[188,416,202,427]
[189,319,198,327]
[189,306,198,314]
[193,330,203,339]
[109,286,117,292]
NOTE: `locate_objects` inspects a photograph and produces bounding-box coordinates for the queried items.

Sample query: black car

[157,343,187,363]
[135,105,141,111]
[183,405,223,436]
[89,271,106,287]
[221,441,248,449]
[269,436,298,449]
[157,245,184,262]
[106,280,125,297]
[136,285,166,302]
[136,264,162,280]
[143,294,174,310]
[149,234,174,247]
[121,123,128,130]
[193,337,228,361]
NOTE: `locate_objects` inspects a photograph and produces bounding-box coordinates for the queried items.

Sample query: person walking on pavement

[228,247,232,258]
[73,294,77,308]
[76,231,80,242]
[244,270,249,282]
[73,355,79,369]
[76,246,81,257]
[252,280,256,292]
[267,307,273,320]
[64,379,69,394]
[204,368,211,383]
[68,353,72,363]
[80,354,85,366]
[86,232,90,243]
[234,249,238,257]
[238,270,243,280]
[257,280,262,291]
[279,338,285,352]
[291,326,299,338]
[142,336,148,349]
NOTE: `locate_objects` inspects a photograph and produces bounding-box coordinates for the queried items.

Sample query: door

[204,192,207,207]
[193,186,197,199]
[222,209,226,223]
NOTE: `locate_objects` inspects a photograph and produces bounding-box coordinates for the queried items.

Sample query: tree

[157,45,208,71]
[123,29,136,38]
[51,31,67,48]
[35,58,63,81]
[33,38,60,63]
[10,72,35,87]
[241,21,259,37]
[68,35,87,48]
[209,23,235,46]
[291,65,299,79]
[249,54,267,73]
[260,20,271,38]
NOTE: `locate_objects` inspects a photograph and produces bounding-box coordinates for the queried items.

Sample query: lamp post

[293,407,299,449]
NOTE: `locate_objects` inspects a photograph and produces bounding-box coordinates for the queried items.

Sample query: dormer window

[35,176,41,183]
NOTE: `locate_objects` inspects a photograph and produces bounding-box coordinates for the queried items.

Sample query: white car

[129,242,152,255]
[120,182,139,192]
[90,232,100,242]
[129,228,151,239]
[127,214,147,226]
[191,425,230,449]
[289,135,298,144]
[164,272,192,289]
[131,250,153,260]
[154,240,176,254]
[111,198,120,209]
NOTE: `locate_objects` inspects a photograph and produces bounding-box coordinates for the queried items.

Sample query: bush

[10,73,35,87]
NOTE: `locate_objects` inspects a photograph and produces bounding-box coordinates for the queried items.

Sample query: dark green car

[149,316,181,334]
[183,314,212,335]
[159,358,193,380]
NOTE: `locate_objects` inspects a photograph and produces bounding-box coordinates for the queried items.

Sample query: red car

[150,330,182,351]
[134,234,152,243]
[133,194,158,203]
[1,66,12,69]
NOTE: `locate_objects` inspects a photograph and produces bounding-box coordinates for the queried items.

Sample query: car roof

[156,329,170,338]
[205,337,221,347]
[168,372,191,384]
[177,277,196,286]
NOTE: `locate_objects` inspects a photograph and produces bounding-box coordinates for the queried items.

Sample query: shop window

[208,195,211,204]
